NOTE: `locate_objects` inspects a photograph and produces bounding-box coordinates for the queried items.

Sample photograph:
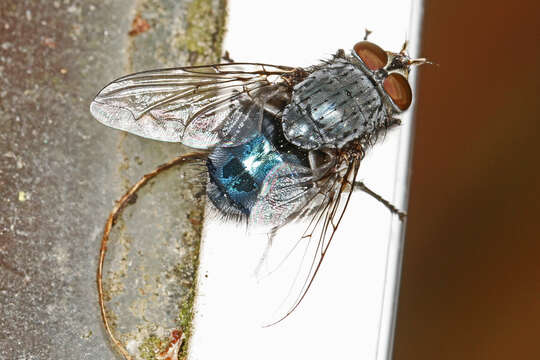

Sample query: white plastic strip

[189,1,423,359]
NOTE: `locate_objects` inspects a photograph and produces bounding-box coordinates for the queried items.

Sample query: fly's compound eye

[383,73,412,111]
[353,41,388,70]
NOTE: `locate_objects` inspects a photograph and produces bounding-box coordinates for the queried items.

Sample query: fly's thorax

[281,59,393,151]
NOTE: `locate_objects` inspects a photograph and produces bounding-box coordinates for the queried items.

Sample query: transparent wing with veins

[90,63,294,149]
[279,158,359,324]
[251,155,361,325]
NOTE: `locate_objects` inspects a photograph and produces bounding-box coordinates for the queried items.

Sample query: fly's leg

[389,117,401,126]
[97,152,207,360]
[353,181,406,221]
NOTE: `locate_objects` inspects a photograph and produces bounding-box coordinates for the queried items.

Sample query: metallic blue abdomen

[207,134,282,215]
[207,113,309,218]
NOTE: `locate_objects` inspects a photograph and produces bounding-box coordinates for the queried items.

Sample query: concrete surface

[0,1,225,359]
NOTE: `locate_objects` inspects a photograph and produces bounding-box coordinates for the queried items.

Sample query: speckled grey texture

[0,1,225,359]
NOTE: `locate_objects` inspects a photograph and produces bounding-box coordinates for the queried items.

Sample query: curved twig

[97,152,207,360]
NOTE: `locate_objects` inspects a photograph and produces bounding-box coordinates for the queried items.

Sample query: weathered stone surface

[0,1,225,358]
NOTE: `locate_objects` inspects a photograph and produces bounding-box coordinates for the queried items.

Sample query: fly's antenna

[408,57,438,67]
[399,37,438,68]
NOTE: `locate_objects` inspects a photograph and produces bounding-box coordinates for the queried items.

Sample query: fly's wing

[250,156,361,325]
[90,63,294,149]
[249,162,317,228]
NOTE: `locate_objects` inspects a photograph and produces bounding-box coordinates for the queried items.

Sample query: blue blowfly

[91,37,427,357]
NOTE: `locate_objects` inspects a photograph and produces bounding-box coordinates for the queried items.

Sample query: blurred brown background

[395,0,540,359]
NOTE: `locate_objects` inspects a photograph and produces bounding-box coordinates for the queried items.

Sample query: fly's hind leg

[353,181,406,221]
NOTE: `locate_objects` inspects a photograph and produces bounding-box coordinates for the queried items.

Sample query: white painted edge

[375,3,424,358]
[188,1,423,359]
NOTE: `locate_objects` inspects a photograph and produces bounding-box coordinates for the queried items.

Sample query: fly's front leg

[353,181,406,221]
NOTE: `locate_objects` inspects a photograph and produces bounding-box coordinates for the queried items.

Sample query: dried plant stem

[97,152,207,360]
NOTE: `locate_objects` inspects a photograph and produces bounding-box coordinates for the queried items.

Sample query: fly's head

[351,40,429,112]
